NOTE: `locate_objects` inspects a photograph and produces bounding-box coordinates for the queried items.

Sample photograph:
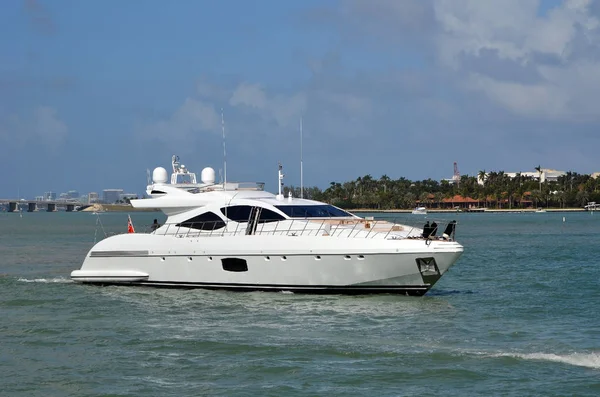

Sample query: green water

[1,211,599,396]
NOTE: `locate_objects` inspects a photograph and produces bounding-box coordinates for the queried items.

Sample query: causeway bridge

[0,199,79,212]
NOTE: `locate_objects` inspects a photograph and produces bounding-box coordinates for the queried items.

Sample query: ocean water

[1,211,599,396]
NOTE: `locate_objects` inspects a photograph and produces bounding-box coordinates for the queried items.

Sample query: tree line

[283,170,600,210]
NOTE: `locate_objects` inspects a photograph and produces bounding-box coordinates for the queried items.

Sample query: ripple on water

[2,212,600,396]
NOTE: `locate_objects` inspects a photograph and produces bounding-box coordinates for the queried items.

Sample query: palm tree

[478,170,486,186]
[403,192,416,209]
[531,190,544,208]
[434,192,444,209]
[419,192,431,208]
[535,165,542,193]
[379,174,390,193]
[576,190,590,207]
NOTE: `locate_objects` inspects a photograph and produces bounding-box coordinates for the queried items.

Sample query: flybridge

[170,155,197,185]
[146,155,265,197]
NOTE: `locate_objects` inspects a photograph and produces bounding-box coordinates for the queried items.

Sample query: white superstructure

[71,159,463,295]
[147,155,264,198]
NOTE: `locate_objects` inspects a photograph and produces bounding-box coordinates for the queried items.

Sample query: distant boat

[535,208,546,213]
[466,207,487,213]
[411,207,427,215]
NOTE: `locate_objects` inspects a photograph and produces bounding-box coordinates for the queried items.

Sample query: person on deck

[150,219,160,232]
[422,221,431,238]
[442,220,457,240]
[430,221,438,238]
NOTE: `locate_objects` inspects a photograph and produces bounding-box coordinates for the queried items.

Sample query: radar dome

[201,167,216,184]
[152,167,168,184]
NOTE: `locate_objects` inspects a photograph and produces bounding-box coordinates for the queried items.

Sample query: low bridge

[0,199,79,212]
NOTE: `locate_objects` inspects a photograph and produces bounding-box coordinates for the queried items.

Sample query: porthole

[358,255,365,260]
[315,255,321,260]
[161,257,165,262]
[281,256,287,261]
[265,256,270,261]
[188,257,193,262]
[344,255,351,260]
[208,256,213,261]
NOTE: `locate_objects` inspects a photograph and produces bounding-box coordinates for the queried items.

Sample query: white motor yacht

[411,207,427,215]
[71,160,463,295]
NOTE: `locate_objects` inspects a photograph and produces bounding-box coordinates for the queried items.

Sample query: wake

[17,277,72,284]
[491,351,600,369]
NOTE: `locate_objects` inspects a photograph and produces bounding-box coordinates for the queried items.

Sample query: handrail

[139,217,458,241]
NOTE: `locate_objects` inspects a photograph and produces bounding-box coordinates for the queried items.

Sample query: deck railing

[145,218,458,241]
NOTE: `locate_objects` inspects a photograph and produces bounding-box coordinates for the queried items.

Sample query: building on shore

[102,189,123,204]
[88,192,99,204]
[44,191,56,201]
[477,168,566,186]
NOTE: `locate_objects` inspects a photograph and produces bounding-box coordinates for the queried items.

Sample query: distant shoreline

[81,204,158,213]
[81,204,588,214]
[350,208,588,213]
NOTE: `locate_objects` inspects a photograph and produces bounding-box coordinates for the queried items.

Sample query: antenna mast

[277,162,284,201]
[221,109,227,189]
[300,117,303,199]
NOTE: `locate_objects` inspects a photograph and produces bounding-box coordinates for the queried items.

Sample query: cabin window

[221,258,248,272]
[220,205,252,222]
[274,205,353,218]
[176,212,226,231]
[258,208,285,223]
[220,205,285,223]
[150,190,166,195]
[174,174,195,184]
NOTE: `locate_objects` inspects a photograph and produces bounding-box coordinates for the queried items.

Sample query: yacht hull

[71,234,463,296]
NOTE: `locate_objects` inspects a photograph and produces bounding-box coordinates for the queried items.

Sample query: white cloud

[467,73,568,118]
[136,98,220,144]
[316,90,373,117]
[230,83,268,109]
[229,82,306,127]
[432,0,600,63]
[0,106,68,150]
[343,0,600,121]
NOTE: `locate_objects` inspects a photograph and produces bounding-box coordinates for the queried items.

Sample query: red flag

[127,215,135,233]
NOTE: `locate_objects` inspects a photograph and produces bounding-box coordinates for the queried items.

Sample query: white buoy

[563,216,566,222]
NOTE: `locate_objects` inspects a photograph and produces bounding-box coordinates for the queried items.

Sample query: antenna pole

[277,162,284,201]
[221,109,227,189]
[300,117,303,199]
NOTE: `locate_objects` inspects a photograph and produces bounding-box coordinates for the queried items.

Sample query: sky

[2,0,600,198]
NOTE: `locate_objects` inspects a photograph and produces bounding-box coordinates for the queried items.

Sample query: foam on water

[491,351,600,369]
[17,277,72,283]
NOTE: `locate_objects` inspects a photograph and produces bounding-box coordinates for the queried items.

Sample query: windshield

[174,174,195,184]
[274,205,353,218]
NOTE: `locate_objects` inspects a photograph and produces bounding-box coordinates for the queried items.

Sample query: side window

[274,205,352,218]
[220,205,252,222]
[221,258,248,272]
[176,212,226,231]
[258,208,286,223]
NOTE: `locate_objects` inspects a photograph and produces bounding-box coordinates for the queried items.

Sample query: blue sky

[2,0,600,198]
